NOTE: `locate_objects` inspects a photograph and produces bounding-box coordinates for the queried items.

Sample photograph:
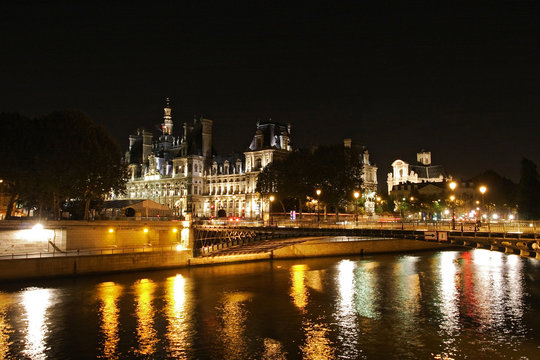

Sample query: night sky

[2,1,540,186]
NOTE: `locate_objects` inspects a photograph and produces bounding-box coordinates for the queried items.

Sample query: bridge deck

[193,224,540,259]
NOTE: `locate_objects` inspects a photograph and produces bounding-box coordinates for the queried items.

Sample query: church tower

[161,97,173,135]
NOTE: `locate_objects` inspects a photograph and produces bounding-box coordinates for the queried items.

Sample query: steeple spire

[162,97,173,135]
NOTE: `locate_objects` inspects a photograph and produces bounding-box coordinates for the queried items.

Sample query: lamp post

[269,195,275,226]
[449,181,457,230]
[354,191,360,226]
[479,185,487,224]
[316,189,321,226]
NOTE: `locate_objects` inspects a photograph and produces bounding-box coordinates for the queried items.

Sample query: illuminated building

[116,98,292,218]
[387,150,450,195]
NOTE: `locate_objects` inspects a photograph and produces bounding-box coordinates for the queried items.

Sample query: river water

[0,249,539,359]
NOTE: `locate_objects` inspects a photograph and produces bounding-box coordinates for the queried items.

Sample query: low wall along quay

[0,220,192,281]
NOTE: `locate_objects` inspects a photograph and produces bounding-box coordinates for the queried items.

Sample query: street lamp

[354,191,360,226]
[450,194,456,230]
[269,195,275,226]
[479,185,487,223]
[316,189,321,225]
[449,181,457,230]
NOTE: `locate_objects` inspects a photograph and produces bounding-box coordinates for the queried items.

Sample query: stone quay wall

[0,250,192,281]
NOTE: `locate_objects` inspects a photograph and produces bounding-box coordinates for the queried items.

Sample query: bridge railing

[0,244,184,261]
[196,217,540,234]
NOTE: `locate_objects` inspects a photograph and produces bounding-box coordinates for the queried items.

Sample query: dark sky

[2,1,540,185]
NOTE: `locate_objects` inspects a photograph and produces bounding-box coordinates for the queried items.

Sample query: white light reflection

[437,252,460,357]
[505,255,524,321]
[22,288,53,360]
[472,250,505,328]
[354,261,379,319]
[336,260,359,359]
[165,274,193,359]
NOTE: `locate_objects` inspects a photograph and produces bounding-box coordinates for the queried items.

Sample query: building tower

[161,97,173,135]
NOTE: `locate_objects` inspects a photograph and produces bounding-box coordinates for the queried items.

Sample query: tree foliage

[518,158,540,220]
[471,170,517,208]
[255,144,364,216]
[0,111,127,220]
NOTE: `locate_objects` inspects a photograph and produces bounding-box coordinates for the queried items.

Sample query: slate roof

[248,121,290,151]
[409,164,446,179]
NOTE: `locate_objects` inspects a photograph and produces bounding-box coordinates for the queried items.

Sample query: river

[0,249,538,359]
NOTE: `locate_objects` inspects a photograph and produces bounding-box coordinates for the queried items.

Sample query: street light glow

[479,185,487,194]
[449,181,457,191]
[354,191,360,199]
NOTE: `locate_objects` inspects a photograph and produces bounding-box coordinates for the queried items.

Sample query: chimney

[201,118,213,159]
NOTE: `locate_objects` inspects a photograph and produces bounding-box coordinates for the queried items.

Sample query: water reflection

[133,279,158,356]
[335,260,359,359]
[165,274,192,359]
[0,293,13,360]
[437,251,460,358]
[22,288,53,360]
[300,320,335,360]
[97,282,122,360]
[394,256,421,315]
[471,250,505,330]
[505,255,524,320]
[261,338,287,360]
[290,264,335,359]
[220,292,251,360]
[0,250,536,359]
[290,264,309,310]
[354,261,379,319]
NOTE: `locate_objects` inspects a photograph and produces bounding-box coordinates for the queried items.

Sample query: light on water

[0,249,539,359]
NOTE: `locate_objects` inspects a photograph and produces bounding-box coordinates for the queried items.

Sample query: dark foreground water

[0,250,539,359]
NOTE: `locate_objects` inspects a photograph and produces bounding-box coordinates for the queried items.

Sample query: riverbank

[0,237,452,281]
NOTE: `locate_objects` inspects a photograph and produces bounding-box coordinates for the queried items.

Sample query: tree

[0,111,127,220]
[53,112,127,220]
[309,145,364,219]
[471,170,518,209]
[255,144,365,219]
[518,158,540,220]
[0,113,36,218]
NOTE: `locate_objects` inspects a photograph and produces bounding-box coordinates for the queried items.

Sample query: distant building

[387,150,449,195]
[343,139,378,214]
[115,98,292,218]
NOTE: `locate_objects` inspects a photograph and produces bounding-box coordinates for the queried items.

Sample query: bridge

[192,221,540,260]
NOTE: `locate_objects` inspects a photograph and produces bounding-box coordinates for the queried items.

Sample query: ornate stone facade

[116,99,292,218]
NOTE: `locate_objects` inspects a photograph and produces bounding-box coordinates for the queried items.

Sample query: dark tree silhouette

[0,111,127,220]
[518,158,540,220]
